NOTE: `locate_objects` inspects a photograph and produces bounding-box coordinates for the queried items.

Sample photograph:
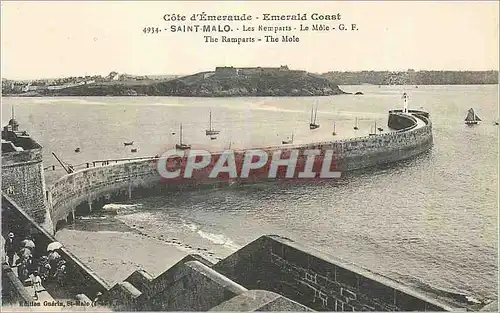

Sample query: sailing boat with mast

[465,108,481,125]
[282,131,294,144]
[175,123,191,150]
[205,111,220,136]
[353,117,359,130]
[309,104,320,129]
[332,121,337,136]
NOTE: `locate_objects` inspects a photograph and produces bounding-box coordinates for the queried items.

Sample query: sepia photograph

[1,1,498,312]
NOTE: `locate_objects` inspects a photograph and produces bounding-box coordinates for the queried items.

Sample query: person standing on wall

[4,232,16,267]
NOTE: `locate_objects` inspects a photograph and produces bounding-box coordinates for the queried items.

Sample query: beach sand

[55,229,194,286]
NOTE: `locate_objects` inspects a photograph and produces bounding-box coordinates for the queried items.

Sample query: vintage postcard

[1,1,498,312]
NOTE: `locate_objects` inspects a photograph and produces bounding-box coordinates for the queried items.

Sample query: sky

[1,1,499,79]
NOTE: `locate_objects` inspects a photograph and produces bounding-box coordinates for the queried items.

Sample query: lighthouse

[402,92,409,113]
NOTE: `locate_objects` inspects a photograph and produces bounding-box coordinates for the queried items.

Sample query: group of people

[4,232,68,299]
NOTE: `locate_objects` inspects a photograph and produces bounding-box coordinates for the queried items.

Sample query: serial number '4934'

[143,27,161,34]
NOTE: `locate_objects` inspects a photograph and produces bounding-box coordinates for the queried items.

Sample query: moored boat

[282,132,294,144]
[176,123,191,150]
[309,104,320,129]
[465,108,481,125]
[205,111,220,136]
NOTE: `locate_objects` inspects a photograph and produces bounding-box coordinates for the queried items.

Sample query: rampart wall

[1,148,53,234]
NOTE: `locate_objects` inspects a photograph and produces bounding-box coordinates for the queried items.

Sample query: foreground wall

[48,111,432,229]
[1,263,33,305]
[214,235,458,312]
[4,193,469,312]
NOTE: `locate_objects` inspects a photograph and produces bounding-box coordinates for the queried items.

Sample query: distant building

[214,65,290,77]
[215,67,237,76]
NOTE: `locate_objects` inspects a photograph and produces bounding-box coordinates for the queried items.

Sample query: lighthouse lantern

[402,92,409,113]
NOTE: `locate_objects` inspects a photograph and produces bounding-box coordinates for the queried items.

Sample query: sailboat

[175,123,191,150]
[332,121,337,136]
[353,117,359,130]
[282,132,294,144]
[309,104,320,129]
[205,111,220,136]
[465,108,481,125]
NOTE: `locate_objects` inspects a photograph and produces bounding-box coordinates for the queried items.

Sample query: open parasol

[47,242,63,252]
[21,239,35,250]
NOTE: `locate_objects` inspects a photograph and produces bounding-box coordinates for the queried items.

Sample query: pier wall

[48,111,432,228]
[333,114,432,171]
[48,159,162,225]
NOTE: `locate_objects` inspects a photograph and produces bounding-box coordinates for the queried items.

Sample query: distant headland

[1,66,346,97]
[323,69,499,85]
[2,68,498,97]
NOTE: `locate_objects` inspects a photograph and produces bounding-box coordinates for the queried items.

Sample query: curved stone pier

[48,109,433,229]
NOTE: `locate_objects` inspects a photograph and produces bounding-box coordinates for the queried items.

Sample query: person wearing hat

[38,255,51,281]
[30,270,43,300]
[4,232,16,267]
[55,259,67,286]
[93,292,103,306]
